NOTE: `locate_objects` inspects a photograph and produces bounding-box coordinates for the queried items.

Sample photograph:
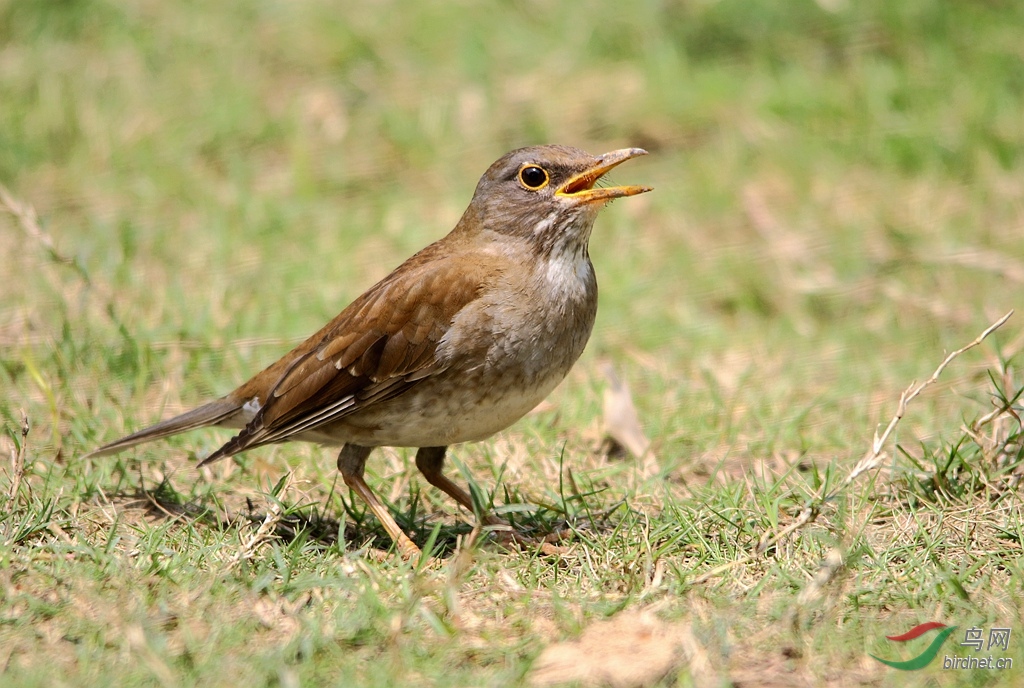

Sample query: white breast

[544,248,594,302]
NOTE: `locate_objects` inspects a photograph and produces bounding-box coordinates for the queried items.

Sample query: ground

[2,1,1024,686]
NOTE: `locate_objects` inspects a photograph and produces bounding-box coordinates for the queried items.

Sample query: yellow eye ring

[517,164,549,191]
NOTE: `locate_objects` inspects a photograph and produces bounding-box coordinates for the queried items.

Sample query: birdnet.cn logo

[870,622,1013,671]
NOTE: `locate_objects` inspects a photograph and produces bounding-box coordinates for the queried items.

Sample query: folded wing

[200,253,498,464]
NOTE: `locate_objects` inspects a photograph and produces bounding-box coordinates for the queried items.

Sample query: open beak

[555,148,652,204]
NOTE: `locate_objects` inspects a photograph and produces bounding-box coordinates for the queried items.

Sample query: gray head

[457,145,650,256]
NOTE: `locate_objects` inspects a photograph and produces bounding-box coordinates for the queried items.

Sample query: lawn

[2,1,1024,685]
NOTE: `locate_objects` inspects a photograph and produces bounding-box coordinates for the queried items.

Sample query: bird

[84,144,651,558]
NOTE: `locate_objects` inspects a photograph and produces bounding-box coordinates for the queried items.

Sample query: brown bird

[85,144,651,558]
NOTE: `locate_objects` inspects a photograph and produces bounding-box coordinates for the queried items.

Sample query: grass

[2,0,1024,685]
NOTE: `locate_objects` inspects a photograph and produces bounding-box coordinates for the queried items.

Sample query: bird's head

[459,145,651,257]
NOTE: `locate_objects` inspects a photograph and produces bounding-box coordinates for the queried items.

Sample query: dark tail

[82,398,242,459]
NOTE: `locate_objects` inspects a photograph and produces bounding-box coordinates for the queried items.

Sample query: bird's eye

[518,165,549,190]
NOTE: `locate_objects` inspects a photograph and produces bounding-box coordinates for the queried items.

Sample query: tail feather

[196,422,260,467]
[82,398,242,459]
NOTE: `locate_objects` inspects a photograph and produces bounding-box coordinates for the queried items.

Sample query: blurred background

[2,0,1022,471]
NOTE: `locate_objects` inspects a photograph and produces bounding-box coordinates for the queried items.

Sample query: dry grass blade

[842,309,1013,487]
[0,184,119,323]
[692,310,1014,585]
[6,413,29,507]
[225,502,285,570]
[224,474,294,570]
[2,413,31,546]
[0,186,66,264]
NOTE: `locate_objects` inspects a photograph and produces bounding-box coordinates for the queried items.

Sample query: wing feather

[200,250,500,464]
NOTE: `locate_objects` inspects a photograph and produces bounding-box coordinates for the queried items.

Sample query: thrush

[85,144,651,558]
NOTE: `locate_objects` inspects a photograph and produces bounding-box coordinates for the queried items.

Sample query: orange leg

[414,446,506,527]
[338,443,420,559]
[415,446,568,553]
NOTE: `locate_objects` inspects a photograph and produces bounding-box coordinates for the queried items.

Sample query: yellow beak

[555,148,652,204]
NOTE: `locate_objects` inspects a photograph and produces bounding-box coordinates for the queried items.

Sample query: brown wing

[200,248,498,464]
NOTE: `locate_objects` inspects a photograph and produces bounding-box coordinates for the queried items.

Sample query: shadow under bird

[85,144,651,558]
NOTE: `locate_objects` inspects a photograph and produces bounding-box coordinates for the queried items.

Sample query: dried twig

[841,310,1013,488]
[692,310,1013,585]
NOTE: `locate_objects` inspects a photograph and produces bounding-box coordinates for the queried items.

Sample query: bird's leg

[414,446,503,525]
[338,443,421,559]
[415,446,557,551]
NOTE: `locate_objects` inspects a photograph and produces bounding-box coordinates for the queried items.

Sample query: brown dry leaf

[528,610,702,688]
[600,361,658,478]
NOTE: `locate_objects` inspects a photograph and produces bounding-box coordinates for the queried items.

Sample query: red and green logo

[871,622,957,670]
